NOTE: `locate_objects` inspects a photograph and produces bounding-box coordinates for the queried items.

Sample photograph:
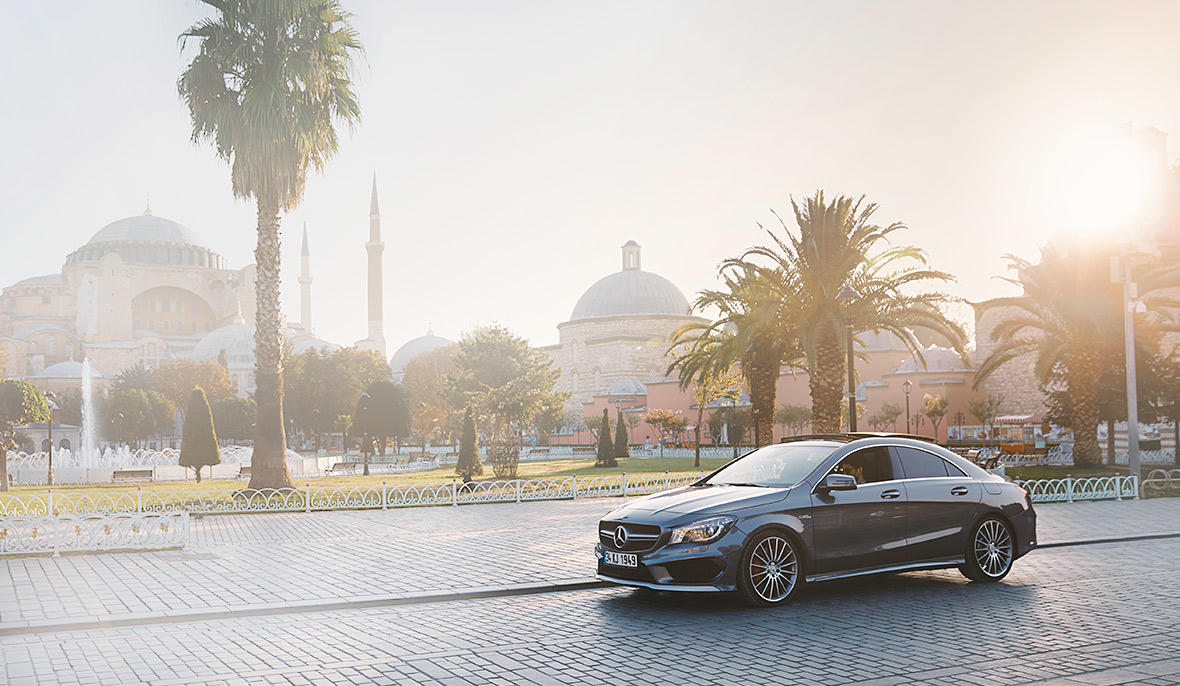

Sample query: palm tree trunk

[811,325,844,433]
[747,359,778,447]
[248,196,294,490]
[1105,417,1115,465]
[1069,352,1102,466]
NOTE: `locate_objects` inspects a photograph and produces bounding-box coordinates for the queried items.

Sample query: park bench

[572,446,596,455]
[395,457,411,466]
[112,468,153,483]
[327,461,359,475]
[236,465,251,480]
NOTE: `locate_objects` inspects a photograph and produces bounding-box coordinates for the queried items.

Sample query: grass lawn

[6,456,732,498]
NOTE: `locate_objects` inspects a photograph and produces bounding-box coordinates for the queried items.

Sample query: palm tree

[740,192,967,433]
[179,0,361,489]
[974,244,1179,465]
[668,263,803,447]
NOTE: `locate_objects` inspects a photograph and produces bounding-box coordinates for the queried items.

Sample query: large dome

[570,265,690,321]
[390,332,453,378]
[66,208,225,268]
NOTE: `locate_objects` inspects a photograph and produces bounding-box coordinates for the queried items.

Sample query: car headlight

[667,516,736,545]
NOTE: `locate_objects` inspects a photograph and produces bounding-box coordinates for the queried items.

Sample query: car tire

[959,516,1015,583]
[737,529,804,607]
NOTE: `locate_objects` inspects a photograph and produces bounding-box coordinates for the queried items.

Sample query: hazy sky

[3,0,1180,353]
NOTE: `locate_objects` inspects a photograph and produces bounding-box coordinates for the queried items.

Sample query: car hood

[607,484,788,519]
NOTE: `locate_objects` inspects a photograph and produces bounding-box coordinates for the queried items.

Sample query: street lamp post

[359,393,371,476]
[1112,241,1158,489]
[311,409,320,455]
[836,286,861,432]
[903,379,912,434]
[45,393,58,487]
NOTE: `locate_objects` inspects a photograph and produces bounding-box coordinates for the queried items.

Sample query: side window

[945,460,968,477]
[832,447,894,484]
[894,447,952,479]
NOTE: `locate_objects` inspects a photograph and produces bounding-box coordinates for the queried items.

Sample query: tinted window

[831,447,894,484]
[706,442,839,488]
[895,447,951,479]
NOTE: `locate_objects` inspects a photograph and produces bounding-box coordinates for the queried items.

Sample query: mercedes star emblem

[614,525,628,548]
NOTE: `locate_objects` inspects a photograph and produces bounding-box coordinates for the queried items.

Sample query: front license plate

[604,550,638,567]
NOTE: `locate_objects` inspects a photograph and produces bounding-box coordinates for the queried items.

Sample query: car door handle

[880,489,901,499]
[951,486,969,496]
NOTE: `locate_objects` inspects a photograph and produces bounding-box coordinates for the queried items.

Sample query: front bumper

[594,528,744,592]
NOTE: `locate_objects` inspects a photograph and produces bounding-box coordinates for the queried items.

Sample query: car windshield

[703,442,840,488]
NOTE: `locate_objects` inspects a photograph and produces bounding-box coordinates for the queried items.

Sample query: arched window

[59,439,70,450]
[41,439,51,452]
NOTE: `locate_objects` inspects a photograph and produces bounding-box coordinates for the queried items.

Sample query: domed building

[389,330,453,382]
[540,241,705,413]
[0,205,257,382]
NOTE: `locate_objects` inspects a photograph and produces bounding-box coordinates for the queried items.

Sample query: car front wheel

[959,516,1014,582]
[737,530,803,607]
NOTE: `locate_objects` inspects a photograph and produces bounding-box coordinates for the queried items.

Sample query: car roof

[779,432,939,445]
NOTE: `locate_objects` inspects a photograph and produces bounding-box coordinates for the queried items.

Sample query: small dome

[571,270,690,320]
[606,378,647,396]
[390,333,453,375]
[892,347,972,374]
[31,360,99,379]
[13,274,66,288]
[192,323,255,365]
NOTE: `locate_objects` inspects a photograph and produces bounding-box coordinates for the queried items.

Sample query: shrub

[596,408,616,467]
[456,406,483,479]
[179,388,221,482]
[613,409,628,460]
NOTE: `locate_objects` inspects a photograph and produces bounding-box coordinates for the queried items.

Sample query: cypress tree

[613,408,628,460]
[179,387,221,482]
[596,408,616,467]
[456,406,483,479]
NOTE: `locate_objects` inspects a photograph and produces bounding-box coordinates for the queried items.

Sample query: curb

[4,531,1180,637]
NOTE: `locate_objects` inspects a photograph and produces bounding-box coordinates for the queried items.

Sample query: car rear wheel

[959,516,1014,583]
[737,530,803,607]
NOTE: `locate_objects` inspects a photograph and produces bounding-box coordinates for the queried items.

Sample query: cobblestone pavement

[2,496,1179,628]
[3,537,1179,684]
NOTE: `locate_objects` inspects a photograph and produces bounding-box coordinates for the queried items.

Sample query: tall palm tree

[179,0,361,489]
[975,244,1180,465]
[668,263,803,448]
[741,192,967,433]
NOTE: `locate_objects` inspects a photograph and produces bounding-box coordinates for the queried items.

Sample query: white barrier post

[49,490,60,557]
[621,473,627,497]
[382,482,388,510]
[515,480,521,503]
[451,479,457,507]
[572,475,578,500]
[136,486,143,513]
[304,485,311,513]
[1065,475,1074,503]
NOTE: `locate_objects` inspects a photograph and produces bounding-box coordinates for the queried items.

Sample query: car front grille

[599,521,662,552]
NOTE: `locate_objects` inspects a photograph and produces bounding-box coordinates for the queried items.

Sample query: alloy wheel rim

[749,535,797,602]
[974,519,1013,578]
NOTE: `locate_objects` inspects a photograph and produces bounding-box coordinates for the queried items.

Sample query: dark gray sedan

[596,434,1037,606]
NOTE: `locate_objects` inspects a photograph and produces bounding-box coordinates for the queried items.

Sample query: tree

[706,411,726,446]
[613,408,629,461]
[152,359,234,408]
[775,404,813,437]
[179,0,362,489]
[922,394,949,442]
[0,379,50,492]
[669,263,802,448]
[456,405,482,479]
[52,388,83,427]
[402,344,459,446]
[450,326,567,478]
[644,409,688,456]
[722,407,754,457]
[180,388,221,482]
[865,402,903,432]
[596,409,616,467]
[360,380,412,457]
[211,397,257,442]
[739,192,967,433]
[104,389,175,448]
[974,245,1179,464]
[681,363,742,467]
[112,364,154,395]
[285,347,392,443]
[967,393,1005,439]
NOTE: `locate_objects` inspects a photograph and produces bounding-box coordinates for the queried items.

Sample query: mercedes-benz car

[596,434,1036,606]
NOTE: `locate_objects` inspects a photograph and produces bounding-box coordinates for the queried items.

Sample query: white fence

[0,511,189,555]
[0,470,1161,520]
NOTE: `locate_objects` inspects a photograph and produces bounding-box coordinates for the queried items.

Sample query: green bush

[613,408,628,460]
[456,405,483,479]
[180,388,221,482]
[596,408,616,467]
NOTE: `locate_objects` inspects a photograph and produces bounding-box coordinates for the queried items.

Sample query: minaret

[359,173,386,355]
[298,222,313,334]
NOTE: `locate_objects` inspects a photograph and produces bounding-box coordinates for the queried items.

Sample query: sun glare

[1049,127,1156,238]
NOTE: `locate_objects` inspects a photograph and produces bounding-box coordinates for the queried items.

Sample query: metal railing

[0,510,189,555]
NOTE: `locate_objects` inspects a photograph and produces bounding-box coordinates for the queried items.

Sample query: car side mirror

[820,474,858,492]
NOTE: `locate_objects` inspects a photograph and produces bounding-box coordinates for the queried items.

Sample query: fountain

[79,358,99,472]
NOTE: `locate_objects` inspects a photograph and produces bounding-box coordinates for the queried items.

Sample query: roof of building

[67,208,224,268]
[13,324,75,340]
[12,274,66,287]
[191,323,254,364]
[29,360,102,379]
[390,332,453,373]
[890,346,973,374]
[87,212,202,247]
[291,337,342,355]
[570,269,691,320]
[605,378,647,396]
